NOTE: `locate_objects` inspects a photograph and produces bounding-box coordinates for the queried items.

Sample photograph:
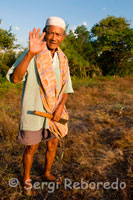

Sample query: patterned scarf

[35,45,69,139]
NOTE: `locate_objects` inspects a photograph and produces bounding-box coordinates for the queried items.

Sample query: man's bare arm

[11,51,34,83]
[11,28,46,83]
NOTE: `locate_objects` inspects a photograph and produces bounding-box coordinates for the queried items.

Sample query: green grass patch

[71,75,116,89]
[0,78,22,96]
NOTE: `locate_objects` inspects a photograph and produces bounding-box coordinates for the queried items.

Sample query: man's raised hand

[29,28,46,56]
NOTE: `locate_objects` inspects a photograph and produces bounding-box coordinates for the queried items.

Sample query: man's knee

[47,138,58,152]
[25,143,40,155]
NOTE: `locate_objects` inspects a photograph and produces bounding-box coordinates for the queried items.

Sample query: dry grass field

[0,76,132,200]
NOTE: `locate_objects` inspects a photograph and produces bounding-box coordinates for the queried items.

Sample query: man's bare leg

[22,143,40,186]
[43,137,58,180]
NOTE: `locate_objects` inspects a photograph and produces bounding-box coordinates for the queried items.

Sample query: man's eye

[47,32,62,37]
[56,34,61,37]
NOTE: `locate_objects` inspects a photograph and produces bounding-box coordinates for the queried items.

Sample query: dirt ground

[0,76,132,200]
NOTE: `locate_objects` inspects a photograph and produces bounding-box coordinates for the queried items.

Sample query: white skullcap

[45,16,66,30]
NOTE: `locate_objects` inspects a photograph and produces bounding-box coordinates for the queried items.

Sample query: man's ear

[61,31,66,41]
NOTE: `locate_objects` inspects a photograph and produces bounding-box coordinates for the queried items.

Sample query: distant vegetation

[0,19,22,78]
[61,16,133,77]
[0,16,133,79]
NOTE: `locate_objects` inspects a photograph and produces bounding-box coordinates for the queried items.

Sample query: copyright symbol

[9,178,19,187]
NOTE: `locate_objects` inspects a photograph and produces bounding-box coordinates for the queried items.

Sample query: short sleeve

[64,66,74,93]
[6,48,28,83]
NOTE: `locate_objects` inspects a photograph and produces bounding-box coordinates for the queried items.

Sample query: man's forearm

[11,50,34,83]
[59,93,68,107]
[53,93,68,121]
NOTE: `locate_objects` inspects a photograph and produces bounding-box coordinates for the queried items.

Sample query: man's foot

[23,187,36,197]
[22,179,36,197]
[42,174,63,184]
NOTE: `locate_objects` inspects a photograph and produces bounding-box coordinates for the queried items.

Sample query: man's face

[45,25,65,50]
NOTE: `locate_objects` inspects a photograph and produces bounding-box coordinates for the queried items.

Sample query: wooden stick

[34,111,53,119]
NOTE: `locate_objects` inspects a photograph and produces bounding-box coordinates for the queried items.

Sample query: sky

[0,0,133,48]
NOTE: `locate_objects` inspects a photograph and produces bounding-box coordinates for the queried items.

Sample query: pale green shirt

[6,49,74,131]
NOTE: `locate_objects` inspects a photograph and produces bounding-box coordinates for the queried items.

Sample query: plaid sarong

[35,45,69,139]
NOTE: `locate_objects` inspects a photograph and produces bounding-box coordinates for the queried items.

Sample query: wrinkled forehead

[45,25,65,34]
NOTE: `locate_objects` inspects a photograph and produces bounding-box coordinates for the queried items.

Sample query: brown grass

[0,76,132,200]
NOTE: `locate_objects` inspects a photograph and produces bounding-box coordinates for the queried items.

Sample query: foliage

[91,16,133,76]
[0,21,21,77]
[0,27,16,50]
[61,25,101,78]
[61,16,133,77]
[0,16,133,79]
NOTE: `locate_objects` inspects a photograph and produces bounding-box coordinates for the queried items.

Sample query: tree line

[0,16,133,80]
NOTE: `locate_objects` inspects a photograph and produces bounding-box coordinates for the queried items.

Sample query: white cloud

[82,21,87,26]
[72,21,87,32]
[15,26,20,31]
[72,25,77,33]
[71,21,88,34]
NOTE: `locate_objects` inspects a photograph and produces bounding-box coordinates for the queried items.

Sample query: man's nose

[51,33,56,40]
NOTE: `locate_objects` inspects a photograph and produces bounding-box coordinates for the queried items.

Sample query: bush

[0,60,9,77]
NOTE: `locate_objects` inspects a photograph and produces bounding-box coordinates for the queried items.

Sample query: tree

[60,25,101,78]
[91,16,133,76]
[0,21,19,77]
[0,27,16,50]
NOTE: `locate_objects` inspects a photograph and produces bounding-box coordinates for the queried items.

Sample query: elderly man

[6,16,73,196]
